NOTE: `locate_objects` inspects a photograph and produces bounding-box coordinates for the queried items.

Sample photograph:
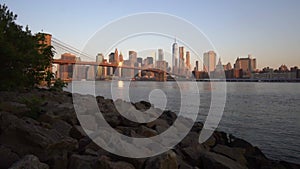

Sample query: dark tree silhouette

[0,4,55,90]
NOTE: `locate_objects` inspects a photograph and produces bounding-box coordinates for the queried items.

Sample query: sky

[2,0,300,69]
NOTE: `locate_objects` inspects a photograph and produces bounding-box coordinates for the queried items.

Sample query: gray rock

[98,155,135,169]
[179,132,200,148]
[52,119,72,136]
[68,154,98,169]
[134,101,152,111]
[202,134,216,148]
[9,155,49,169]
[69,125,87,140]
[146,119,170,133]
[181,144,206,167]
[0,101,30,117]
[0,111,77,165]
[212,144,247,166]
[0,145,20,169]
[201,151,247,169]
[144,150,178,169]
[136,125,158,137]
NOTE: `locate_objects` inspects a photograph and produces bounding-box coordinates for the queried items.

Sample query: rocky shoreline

[0,88,299,169]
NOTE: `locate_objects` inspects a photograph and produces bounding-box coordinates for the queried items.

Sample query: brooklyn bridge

[50,34,186,82]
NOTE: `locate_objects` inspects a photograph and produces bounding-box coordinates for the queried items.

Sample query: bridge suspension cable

[52,37,95,60]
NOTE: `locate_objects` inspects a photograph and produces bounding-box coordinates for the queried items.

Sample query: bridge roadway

[52,59,183,77]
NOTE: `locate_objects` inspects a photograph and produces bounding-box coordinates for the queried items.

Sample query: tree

[0,4,55,90]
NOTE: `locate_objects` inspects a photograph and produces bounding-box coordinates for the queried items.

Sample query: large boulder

[200,151,247,169]
[68,154,98,169]
[144,150,178,169]
[0,145,20,169]
[97,156,136,169]
[69,125,87,140]
[212,144,247,166]
[0,111,77,168]
[9,155,49,169]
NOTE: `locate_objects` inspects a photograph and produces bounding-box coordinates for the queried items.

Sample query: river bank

[0,88,299,169]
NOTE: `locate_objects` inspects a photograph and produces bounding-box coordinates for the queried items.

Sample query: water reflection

[118,80,124,88]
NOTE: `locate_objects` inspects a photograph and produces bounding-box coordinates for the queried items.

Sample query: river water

[66,81,300,164]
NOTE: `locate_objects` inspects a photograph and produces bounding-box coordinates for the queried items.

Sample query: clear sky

[2,0,300,69]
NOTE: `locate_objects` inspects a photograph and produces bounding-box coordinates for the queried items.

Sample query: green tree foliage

[0,4,55,90]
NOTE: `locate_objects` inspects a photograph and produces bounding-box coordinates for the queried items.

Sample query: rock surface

[8,154,49,169]
[0,89,299,169]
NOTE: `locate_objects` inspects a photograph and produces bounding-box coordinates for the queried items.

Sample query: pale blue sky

[2,0,300,69]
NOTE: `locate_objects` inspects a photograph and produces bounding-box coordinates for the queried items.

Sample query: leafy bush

[51,78,68,91]
[21,96,43,120]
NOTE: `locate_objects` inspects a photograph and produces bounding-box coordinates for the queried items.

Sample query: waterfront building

[143,57,154,68]
[234,54,256,78]
[186,51,191,70]
[109,52,115,63]
[86,65,95,80]
[96,53,104,78]
[122,60,134,78]
[114,48,119,64]
[129,51,137,64]
[252,66,298,80]
[278,65,289,72]
[119,52,124,62]
[179,46,185,75]
[156,60,167,71]
[59,53,76,80]
[224,62,232,71]
[212,58,226,79]
[158,49,164,61]
[172,39,179,74]
[195,61,199,71]
[203,51,217,73]
[137,57,143,65]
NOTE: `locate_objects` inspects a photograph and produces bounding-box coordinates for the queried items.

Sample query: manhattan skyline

[3,0,300,69]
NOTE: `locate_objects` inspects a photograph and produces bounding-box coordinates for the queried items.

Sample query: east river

[66,81,300,164]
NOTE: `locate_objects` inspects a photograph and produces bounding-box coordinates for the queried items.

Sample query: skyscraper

[158,49,164,61]
[137,57,143,65]
[114,48,119,64]
[186,51,191,70]
[129,51,137,63]
[119,52,124,62]
[109,52,115,63]
[172,39,178,73]
[96,53,104,78]
[179,46,185,74]
[203,51,217,73]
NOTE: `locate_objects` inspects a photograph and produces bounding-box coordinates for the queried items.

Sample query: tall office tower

[146,57,154,65]
[203,51,217,73]
[195,60,199,71]
[114,48,119,64]
[137,57,143,65]
[129,50,137,64]
[186,51,191,69]
[158,49,164,61]
[119,52,124,62]
[179,46,185,74]
[96,53,104,78]
[109,52,115,63]
[172,39,179,73]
